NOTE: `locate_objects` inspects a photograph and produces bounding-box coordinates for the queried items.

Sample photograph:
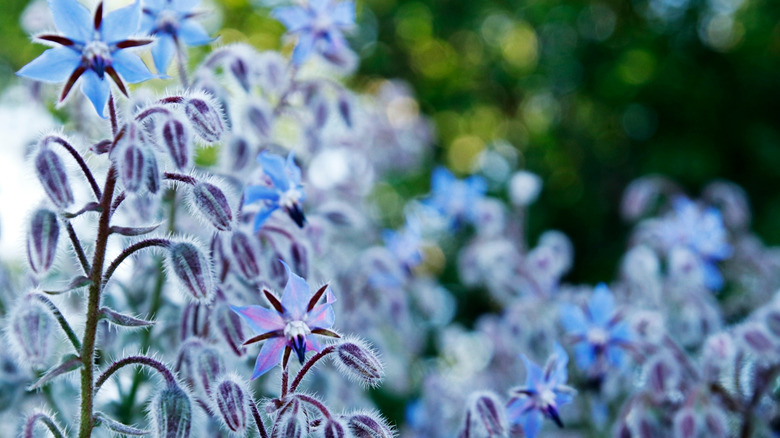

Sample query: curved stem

[65,221,91,275]
[110,191,126,217]
[109,94,119,137]
[102,238,172,286]
[135,106,172,122]
[174,37,190,88]
[29,293,81,353]
[292,394,332,420]
[163,172,197,185]
[23,413,65,438]
[289,345,337,393]
[281,368,289,398]
[94,355,176,391]
[250,400,269,438]
[43,135,102,200]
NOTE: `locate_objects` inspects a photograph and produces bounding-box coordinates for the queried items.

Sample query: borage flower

[425,166,487,227]
[17,0,155,117]
[244,151,306,230]
[272,0,355,65]
[231,263,338,379]
[506,344,576,438]
[559,283,632,375]
[140,0,213,73]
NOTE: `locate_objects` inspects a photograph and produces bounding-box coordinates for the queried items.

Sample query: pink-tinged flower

[231,263,338,379]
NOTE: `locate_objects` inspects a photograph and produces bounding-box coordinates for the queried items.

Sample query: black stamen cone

[286,203,306,228]
[546,406,564,428]
[293,335,307,364]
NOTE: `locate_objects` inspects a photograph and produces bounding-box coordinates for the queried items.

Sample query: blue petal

[102,1,141,44]
[151,34,177,74]
[610,321,632,343]
[431,166,454,193]
[231,304,285,334]
[588,283,615,327]
[280,261,311,320]
[331,1,355,27]
[286,152,302,183]
[555,391,574,407]
[111,49,155,84]
[143,0,166,11]
[552,342,569,382]
[173,0,201,12]
[521,354,544,388]
[258,152,291,190]
[573,342,595,371]
[16,47,81,83]
[178,20,213,46]
[309,0,330,13]
[522,410,543,438]
[139,13,157,35]
[466,175,488,196]
[291,31,316,65]
[252,205,277,231]
[48,0,92,42]
[80,69,110,118]
[250,337,286,379]
[559,303,588,335]
[245,185,280,204]
[702,261,724,291]
[272,6,311,32]
[606,344,625,368]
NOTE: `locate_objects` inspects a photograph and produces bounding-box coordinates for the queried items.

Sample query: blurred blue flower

[272,0,355,65]
[559,283,632,373]
[425,166,487,227]
[140,0,213,73]
[231,262,337,379]
[507,343,577,438]
[383,216,424,271]
[657,197,732,290]
[17,0,155,117]
[244,151,306,230]
[506,344,575,438]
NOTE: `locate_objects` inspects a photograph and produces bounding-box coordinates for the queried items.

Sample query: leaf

[43,276,92,295]
[94,412,150,436]
[28,354,82,391]
[109,223,161,236]
[99,307,155,328]
[63,202,102,219]
[91,139,113,155]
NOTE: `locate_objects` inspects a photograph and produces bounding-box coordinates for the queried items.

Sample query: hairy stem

[23,413,65,438]
[250,400,269,438]
[95,355,176,391]
[65,221,91,275]
[102,238,172,286]
[43,135,102,200]
[29,293,81,353]
[292,394,332,420]
[289,345,337,393]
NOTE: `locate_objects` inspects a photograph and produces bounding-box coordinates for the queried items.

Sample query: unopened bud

[168,242,214,302]
[10,299,54,367]
[739,322,777,360]
[119,142,146,193]
[337,94,352,128]
[210,234,230,284]
[191,182,233,231]
[185,97,225,143]
[35,148,73,209]
[225,135,252,172]
[27,208,59,275]
[246,104,273,139]
[273,399,308,438]
[321,419,349,438]
[212,376,249,433]
[230,58,251,92]
[231,231,261,280]
[646,354,680,402]
[152,384,192,438]
[334,339,384,387]
[175,339,204,389]
[673,408,698,438]
[347,411,394,438]
[180,302,211,341]
[196,346,225,396]
[465,392,506,438]
[145,146,161,194]
[215,303,246,356]
[161,117,192,170]
[291,242,308,278]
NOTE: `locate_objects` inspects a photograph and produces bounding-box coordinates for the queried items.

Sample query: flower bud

[185,97,225,143]
[145,146,161,194]
[273,399,308,438]
[337,94,352,128]
[347,411,394,438]
[161,117,192,170]
[210,234,230,284]
[738,322,777,360]
[230,58,251,92]
[645,354,680,402]
[151,384,192,438]
[10,299,54,367]
[321,419,349,438]
[334,339,384,387]
[26,208,59,275]
[291,242,308,278]
[175,339,205,389]
[35,148,74,209]
[212,376,249,433]
[191,182,233,231]
[180,302,211,341]
[225,135,252,172]
[673,408,698,438]
[168,242,214,302]
[196,346,225,396]
[464,392,506,438]
[119,142,146,193]
[246,103,273,139]
[230,231,261,280]
[215,303,246,357]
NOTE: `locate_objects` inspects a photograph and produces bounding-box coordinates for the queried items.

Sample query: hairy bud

[114,123,149,193]
[216,303,246,357]
[168,242,214,302]
[27,208,59,275]
[10,299,54,367]
[273,399,308,438]
[337,94,352,128]
[210,234,230,284]
[246,103,273,139]
[291,242,308,278]
[196,347,225,396]
[230,231,261,280]
[230,58,251,92]
[673,408,698,438]
[180,302,211,341]
[321,419,349,438]
[151,384,192,438]
[212,376,249,433]
[175,339,205,389]
[347,411,395,438]
[334,339,384,387]
[161,117,192,170]
[464,392,507,438]
[225,135,252,172]
[191,182,233,231]
[35,148,74,209]
[145,146,161,194]
[185,97,225,143]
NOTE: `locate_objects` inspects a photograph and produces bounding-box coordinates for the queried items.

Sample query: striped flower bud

[463,392,506,438]
[180,302,211,341]
[10,299,54,367]
[34,148,73,209]
[151,384,192,438]
[190,182,233,231]
[210,234,230,284]
[273,399,308,438]
[175,339,205,389]
[196,346,225,396]
[168,242,214,302]
[337,94,352,128]
[114,122,149,193]
[216,303,246,357]
[230,58,251,92]
[321,419,349,438]
[226,135,251,172]
[26,208,59,275]
[334,339,384,387]
[230,231,261,280]
[291,242,308,278]
[185,97,225,143]
[246,103,273,139]
[161,117,192,170]
[347,411,394,438]
[212,376,249,433]
[145,146,161,194]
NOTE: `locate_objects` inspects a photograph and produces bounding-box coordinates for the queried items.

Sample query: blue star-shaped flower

[17,0,155,117]
[425,166,487,227]
[231,262,338,379]
[272,0,355,65]
[382,217,424,272]
[140,0,213,73]
[559,283,632,374]
[244,151,306,230]
[506,344,576,438]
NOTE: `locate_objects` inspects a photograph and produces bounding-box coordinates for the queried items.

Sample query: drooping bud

[246,103,273,139]
[334,339,384,387]
[180,302,211,341]
[26,208,59,275]
[321,419,349,438]
[190,181,233,231]
[215,303,246,357]
[738,322,777,360]
[10,299,54,367]
[230,58,251,92]
[113,122,149,193]
[347,411,395,438]
[463,392,506,438]
[151,384,192,438]
[145,146,161,194]
[230,231,261,280]
[673,408,698,438]
[273,399,308,438]
[196,346,225,396]
[167,242,214,302]
[290,242,308,278]
[645,354,680,402]
[161,117,192,170]
[34,148,73,209]
[210,234,230,284]
[211,376,249,433]
[337,94,352,128]
[175,339,205,389]
[225,134,252,172]
[185,97,225,143]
